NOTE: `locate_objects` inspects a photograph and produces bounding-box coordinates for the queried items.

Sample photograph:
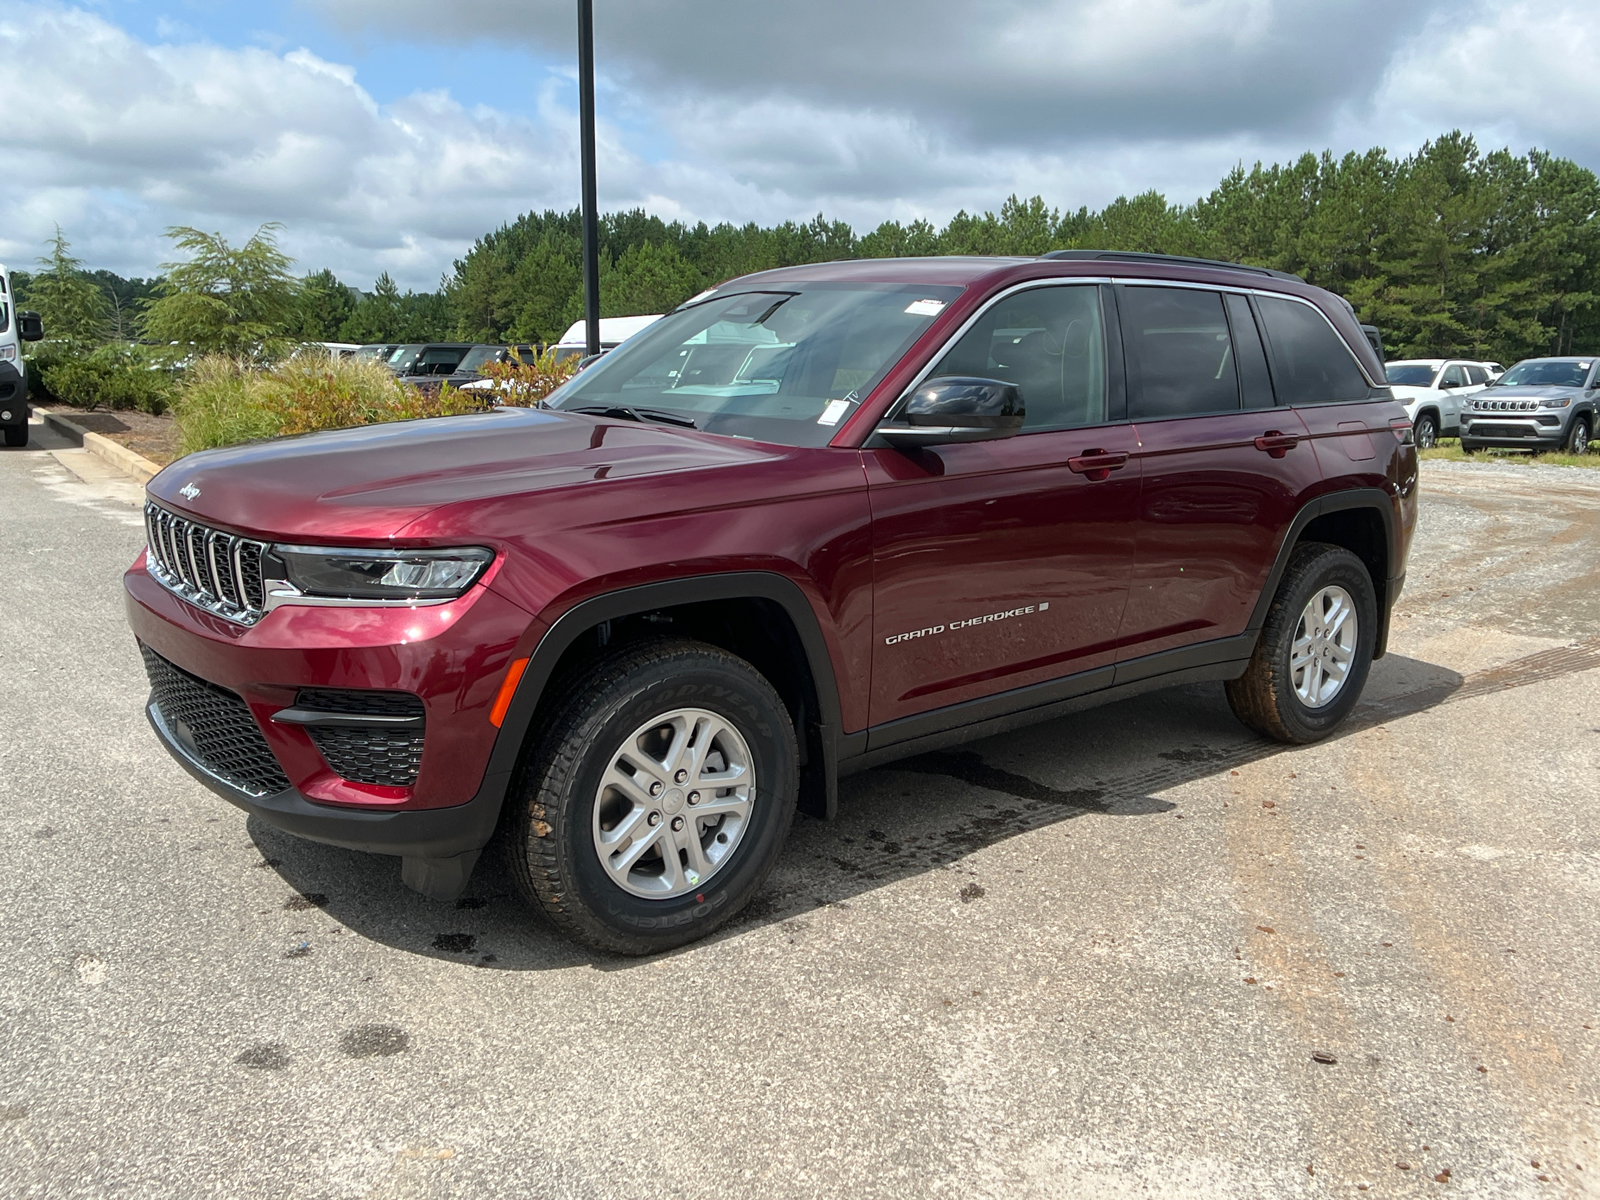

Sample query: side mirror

[878,377,1024,447]
[18,312,43,343]
[1439,378,1458,390]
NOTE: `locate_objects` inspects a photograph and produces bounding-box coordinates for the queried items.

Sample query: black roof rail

[1039,249,1304,283]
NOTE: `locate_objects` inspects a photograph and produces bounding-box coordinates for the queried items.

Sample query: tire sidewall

[1569,416,1591,455]
[553,664,796,946]
[1415,413,1437,449]
[1270,550,1377,741]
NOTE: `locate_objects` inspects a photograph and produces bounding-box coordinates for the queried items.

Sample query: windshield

[454,346,504,373]
[1385,364,1438,386]
[1496,359,1592,388]
[385,345,423,372]
[548,283,964,446]
[354,344,392,363]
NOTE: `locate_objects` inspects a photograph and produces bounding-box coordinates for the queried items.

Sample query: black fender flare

[479,571,847,824]
[1246,487,1403,658]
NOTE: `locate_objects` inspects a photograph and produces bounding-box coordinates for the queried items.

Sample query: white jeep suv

[1383,359,1491,448]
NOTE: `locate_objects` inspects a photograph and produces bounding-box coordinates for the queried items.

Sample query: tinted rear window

[1256,297,1368,404]
[1121,287,1239,419]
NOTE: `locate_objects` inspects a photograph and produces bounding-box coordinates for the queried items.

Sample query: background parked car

[440,344,538,387]
[1383,358,1492,447]
[0,262,45,447]
[353,343,401,365]
[384,343,476,380]
[1460,357,1599,455]
[551,315,662,365]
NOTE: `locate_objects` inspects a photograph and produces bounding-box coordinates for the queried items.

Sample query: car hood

[145,407,781,541]
[1474,385,1579,400]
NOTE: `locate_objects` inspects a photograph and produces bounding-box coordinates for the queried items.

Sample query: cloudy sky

[2,0,1596,291]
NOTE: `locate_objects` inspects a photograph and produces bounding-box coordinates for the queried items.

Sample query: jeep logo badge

[179,482,201,500]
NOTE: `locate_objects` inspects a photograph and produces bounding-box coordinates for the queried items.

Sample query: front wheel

[1413,412,1438,450]
[2,425,26,448]
[1226,543,1377,744]
[1565,416,1591,455]
[1459,440,1478,455]
[507,638,799,954]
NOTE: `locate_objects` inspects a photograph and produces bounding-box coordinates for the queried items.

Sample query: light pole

[577,0,601,358]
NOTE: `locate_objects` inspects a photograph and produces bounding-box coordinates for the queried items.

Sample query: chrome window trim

[877,274,1380,437]
[879,276,1114,429]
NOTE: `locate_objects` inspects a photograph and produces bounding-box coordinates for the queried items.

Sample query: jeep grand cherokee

[126,251,1417,954]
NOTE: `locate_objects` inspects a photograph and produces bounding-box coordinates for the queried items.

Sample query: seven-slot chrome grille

[143,501,270,625]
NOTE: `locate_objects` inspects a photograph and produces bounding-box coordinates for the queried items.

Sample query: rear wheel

[2,425,25,448]
[506,638,799,954]
[1413,412,1438,450]
[1226,543,1377,744]
[1565,416,1591,455]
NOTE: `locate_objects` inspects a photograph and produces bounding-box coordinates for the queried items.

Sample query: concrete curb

[37,408,164,486]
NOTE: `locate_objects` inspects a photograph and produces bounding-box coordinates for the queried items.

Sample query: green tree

[142,223,298,358]
[28,227,109,348]
[291,269,360,342]
[602,241,703,318]
[338,273,403,344]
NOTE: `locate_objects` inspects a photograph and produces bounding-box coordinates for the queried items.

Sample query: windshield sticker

[905,299,946,317]
[884,602,1049,645]
[817,398,852,426]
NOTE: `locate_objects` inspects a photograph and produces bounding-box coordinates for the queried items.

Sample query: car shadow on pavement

[249,650,1482,972]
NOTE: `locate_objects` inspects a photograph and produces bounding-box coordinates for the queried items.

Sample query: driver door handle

[1253,431,1300,458]
[1067,449,1129,481]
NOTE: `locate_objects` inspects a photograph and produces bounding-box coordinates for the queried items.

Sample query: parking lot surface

[3,421,1598,1199]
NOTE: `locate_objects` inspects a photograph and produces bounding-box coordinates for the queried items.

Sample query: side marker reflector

[490,657,530,728]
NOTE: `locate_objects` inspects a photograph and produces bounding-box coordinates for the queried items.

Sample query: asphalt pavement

[2,413,1597,1199]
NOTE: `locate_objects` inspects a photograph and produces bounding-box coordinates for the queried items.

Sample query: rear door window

[1255,296,1369,405]
[1463,365,1487,386]
[1225,293,1274,409]
[931,285,1107,431]
[1120,286,1240,419]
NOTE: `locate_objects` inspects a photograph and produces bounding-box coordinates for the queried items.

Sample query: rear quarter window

[1256,296,1369,405]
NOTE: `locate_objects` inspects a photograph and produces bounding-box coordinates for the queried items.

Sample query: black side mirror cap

[878,376,1025,447]
[18,312,43,342]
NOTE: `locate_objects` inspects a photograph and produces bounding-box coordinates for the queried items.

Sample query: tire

[1226,543,1378,744]
[2,425,25,448]
[506,637,799,955]
[1459,441,1477,454]
[1413,411,1438,450]
[1565,415,1591,455]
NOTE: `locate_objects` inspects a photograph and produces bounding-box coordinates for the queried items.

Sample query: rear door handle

[1253,431,1300,458]
[1067,449,1129,481]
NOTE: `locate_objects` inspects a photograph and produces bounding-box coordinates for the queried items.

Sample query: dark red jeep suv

[126,251,1416,953]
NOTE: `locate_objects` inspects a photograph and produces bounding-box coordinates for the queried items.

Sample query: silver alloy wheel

[1415,415,1437,449]
[591,707,755,899]
[1290,585,1359,709]
[1573,420,1590,455]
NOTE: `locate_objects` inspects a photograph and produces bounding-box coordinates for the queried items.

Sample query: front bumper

[1459,415,1565,448]
[125,550,537,862]
[0,360,27,425]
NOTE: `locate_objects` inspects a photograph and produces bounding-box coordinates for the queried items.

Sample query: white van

[0,263,46,447]
[552,314,663,365]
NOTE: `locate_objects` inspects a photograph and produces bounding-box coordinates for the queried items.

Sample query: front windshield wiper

[568,404,697,429]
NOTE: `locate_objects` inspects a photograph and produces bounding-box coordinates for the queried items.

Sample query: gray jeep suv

[1460,357,1599,455]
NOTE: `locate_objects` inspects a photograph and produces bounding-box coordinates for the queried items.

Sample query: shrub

[172,354,496,454]
[170,357,280,454]
[31,341,179,414]
[449,345,580,407]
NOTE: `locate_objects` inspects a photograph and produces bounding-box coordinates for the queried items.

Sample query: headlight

[268,545,494,601]
[1542,397,1571,408]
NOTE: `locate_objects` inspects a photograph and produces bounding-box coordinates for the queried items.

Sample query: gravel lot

[3,416,1597,1199]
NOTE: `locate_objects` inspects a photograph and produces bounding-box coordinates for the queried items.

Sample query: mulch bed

[44,406,182,467]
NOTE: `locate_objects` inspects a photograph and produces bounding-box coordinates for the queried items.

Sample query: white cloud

[0,1,1596,290]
